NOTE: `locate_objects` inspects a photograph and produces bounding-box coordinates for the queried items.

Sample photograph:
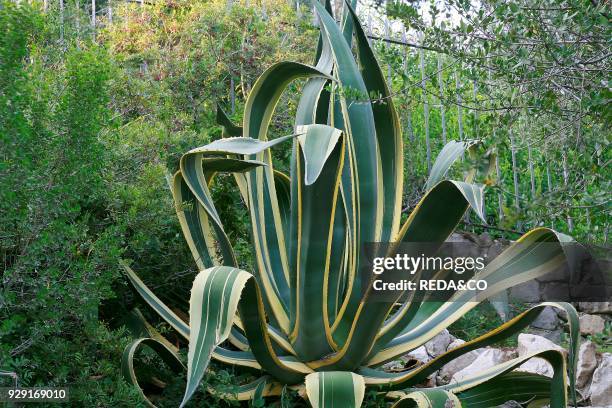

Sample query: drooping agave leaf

[361,349,568,408]
[453,371,553,408]
[305,372,365,408]
[296,124,342,185]
[425,140,479,191]
[121,261,190,339]
[389,389,461,407]
[121,261,305,371]
[443,350,569,408]
[122,338,185,408]
[181,266,308,407]
[188,133,298,156]
[181,267,251,407]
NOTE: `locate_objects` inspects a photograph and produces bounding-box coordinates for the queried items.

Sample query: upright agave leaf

[121,2,581,407]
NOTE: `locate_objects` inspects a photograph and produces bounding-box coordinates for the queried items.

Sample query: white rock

[517,333,565,356]
[405,345,430,363]
[576,341,598,392]
[439,339,484,383]
[517,357,556,377]
[590,353,612,407]
[579,314,606,335]
[449,348,514,384]
[578,302,612,315]
[516,333,566,378]
[424,329,454,358]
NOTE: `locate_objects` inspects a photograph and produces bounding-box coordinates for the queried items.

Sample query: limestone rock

[579,314,606,335]
[406,345,430,363]
[531,306,560,330]
[529,327,563,344]
[449,348,514,384]
[516,333,566,378]
[590,353,612,406]
[576,341,598,394]
[439,339,484,383]
[517,333,565,356]
[424,329,454,358]
[517,357,556,377]
[578,302,612,315]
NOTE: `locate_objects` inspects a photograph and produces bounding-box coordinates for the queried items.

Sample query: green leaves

[181,267,252,407]
[296,124,342,185]
[426,140,477,191]
[305,372,365,408]
[390,389,460,407]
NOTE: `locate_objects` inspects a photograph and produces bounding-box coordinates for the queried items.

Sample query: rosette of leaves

[121,2,580,407]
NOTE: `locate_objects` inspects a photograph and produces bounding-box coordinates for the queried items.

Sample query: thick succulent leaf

[121,261,191,339]
[454,371,553,408]
[172,172,219,270]
[340,0,358,44]
[121,261,303,371]
[200,157,266,173]
[362,350,568,408]
[314,0,384,357]
[347,1,404,242]
[296,124,342,185]
[216,104,242,137]
[188,133,297,156]
[236,270,311,382]
[121,338,185,408]
[290,127,345,360]
[243,63,332,332]
[326,194,348,326]
[305,372,365,408]
[274,170,291,240]
[181,266,309,407]
[313,0,381,246]
[179,155,236,266]
[425,140,478,191]
[442,350,569,408]
[181,267,251,407]
[390,389,461,408]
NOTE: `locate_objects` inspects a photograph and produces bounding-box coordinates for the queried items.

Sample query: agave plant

[121,2,580,407]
